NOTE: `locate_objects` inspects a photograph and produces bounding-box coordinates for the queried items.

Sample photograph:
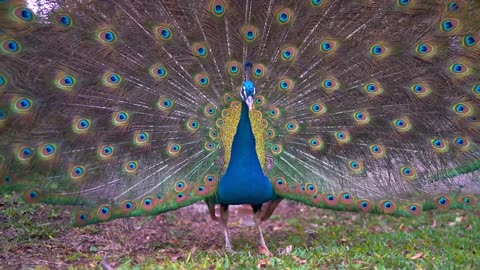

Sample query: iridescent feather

[0,0,479,255]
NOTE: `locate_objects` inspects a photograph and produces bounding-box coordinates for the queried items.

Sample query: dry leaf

[280,245,293,255]
[410,252,424,260]
[351,259,367,264]
[169,252,184,262]
[455,216,465,222]
[257,258,270,269]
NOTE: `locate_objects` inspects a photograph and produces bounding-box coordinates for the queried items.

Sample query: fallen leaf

[410,252,424,260]
[280,245,293,255]
[169,252,184,262]
[351,259,367,264]
[257,258,270,268]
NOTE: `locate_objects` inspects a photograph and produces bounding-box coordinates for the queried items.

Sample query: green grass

[0,194,479,269]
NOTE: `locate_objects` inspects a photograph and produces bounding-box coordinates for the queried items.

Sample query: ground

[0,195,479,269]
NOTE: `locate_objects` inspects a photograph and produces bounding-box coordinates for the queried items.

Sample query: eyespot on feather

[348,160,364,174]
[370,43,389,58]
[167,143,181,156]
[11,97,32,114]
[73,118,91,134]
[120,200,137,214]
[410,83,431,98]
[174,180,188,193]
[97,30,117,44]
[252,64,266,79]
[379,200,396,214]
[392,117,412,132]
[278,78,294,91]
[369,144,386,158]
[24,189,41,204]
[356,199,372,213]
[334,131,351,144]
[242,25,258,42]
[352,111,370,125]
[310,102,327,116]
[308,137,324,151]
[400,166,417,180]
[276,8,293,25]
[274,177,287,191]
[134,132,150,146]
[458,195,475,205]
[305,183,317,195]
[204,174,218,186]
[285,121,299,134]
[39,143,57,160]
[271,144,283,155]
[320,39,337,53]
[123,161,139,174]
[210,0,227,16]
[54,13,73,27]
[97,205,112,220]
[364,82,383,96]
[70,165,86,179]
[74,211,90,225]
[227,61,241,76]
[339,192,354,205]
[323,193,338,207]
[1,39,21,55]
[280,46,297,61]
[17,146,34,161]
[98,145,114,159]
[431,138,449,153]
[154,24,173,40]
[435,196,451,210]
[12,6,35,23]
[141,197,155,211]
[406,204,422,216]
[112,111,130,126]
[440,18,460,33]
[192,43,208,58]
[149,64,168,80]
[157,97,174,112]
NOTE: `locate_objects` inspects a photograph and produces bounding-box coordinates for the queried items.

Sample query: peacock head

[241,80,255,111]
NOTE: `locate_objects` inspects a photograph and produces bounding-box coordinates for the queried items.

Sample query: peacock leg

[206,199,218,221]
[261,198,283,221]
[252,204,272,256]
[220,204,234,252]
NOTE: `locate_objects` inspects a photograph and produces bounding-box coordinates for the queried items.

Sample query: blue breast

[216,102,275,205]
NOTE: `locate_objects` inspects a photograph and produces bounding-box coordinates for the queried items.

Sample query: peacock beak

[246,96,254,111]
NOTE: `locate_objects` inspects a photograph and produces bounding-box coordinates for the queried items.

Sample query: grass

[0,194,479,269]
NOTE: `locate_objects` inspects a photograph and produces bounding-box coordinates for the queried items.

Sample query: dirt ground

[0,201,328,268]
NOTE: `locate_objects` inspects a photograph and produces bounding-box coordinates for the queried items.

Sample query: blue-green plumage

[216,102,275,205]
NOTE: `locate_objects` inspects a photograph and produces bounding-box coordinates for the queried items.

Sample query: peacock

[1,0,479,255]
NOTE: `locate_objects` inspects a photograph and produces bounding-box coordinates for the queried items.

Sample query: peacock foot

[225,245,236,254]
[258,245,273,256]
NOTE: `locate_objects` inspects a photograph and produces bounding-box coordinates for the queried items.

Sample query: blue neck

[216,102,275,205]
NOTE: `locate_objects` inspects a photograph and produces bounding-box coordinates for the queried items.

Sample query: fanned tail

[0,0,479,227]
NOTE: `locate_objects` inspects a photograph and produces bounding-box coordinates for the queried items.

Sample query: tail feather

[0,0,479,226]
